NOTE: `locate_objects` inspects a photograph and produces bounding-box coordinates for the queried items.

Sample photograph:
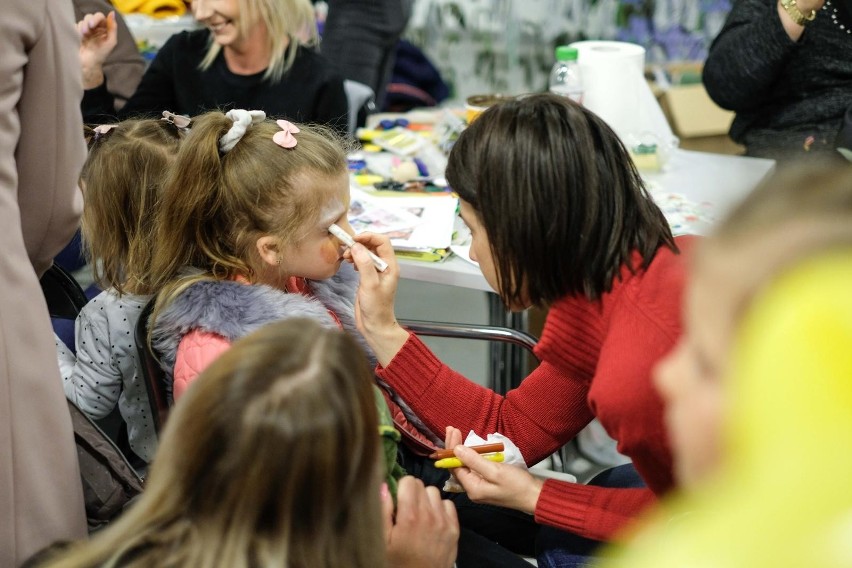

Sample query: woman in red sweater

[350,93,691,565]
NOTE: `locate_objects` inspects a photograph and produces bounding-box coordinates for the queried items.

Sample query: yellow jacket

[602,251,852,568]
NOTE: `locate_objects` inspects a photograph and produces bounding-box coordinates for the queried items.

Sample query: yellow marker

[353,174,385,186]
[356,128,381,141]
[434,452,505,469]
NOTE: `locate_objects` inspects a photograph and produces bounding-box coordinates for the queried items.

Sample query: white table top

[398,149,776,292]
[643,149,775,223]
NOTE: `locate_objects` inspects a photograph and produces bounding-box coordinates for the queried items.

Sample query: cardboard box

[652,62,744,155]
[662,83,734,138]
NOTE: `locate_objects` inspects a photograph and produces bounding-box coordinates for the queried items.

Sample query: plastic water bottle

[548,46,584,104]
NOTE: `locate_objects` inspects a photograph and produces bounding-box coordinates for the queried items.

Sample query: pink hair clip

[161,110,191,129]
[93,124,117,135]
[92,124,117,143]
[273,119,301,149]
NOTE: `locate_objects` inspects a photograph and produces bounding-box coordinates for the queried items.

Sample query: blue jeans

[536,464,646,568]
[53,228,85,272]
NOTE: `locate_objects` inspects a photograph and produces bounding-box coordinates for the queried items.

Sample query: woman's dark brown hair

[446,93,676,306]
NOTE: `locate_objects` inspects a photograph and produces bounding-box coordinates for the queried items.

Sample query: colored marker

[429,442,505,460]
[434,452,505,469]
[412,157,430,177]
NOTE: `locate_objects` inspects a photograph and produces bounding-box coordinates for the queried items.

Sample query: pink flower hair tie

[273,119,301,149]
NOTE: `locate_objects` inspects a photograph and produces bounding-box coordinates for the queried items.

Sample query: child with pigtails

[144,109,425,495]
[59,113,187,464]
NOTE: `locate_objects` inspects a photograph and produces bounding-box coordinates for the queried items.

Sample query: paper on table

[449,244,478,266]
[348,186,422,234]
[646,181,717,236]
[348,186,458,252]
[449,216,478,265]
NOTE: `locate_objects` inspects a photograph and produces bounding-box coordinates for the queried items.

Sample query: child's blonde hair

[81,119,183,295]
[199,0,318,82]
[43,318,386,568]
[698,161,852,322]
[147,110,348,294]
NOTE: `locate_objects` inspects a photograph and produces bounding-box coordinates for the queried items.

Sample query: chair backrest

[135,299,170,433]
[343,79,376,136]
[399,319,539,353]
[399,318,539,393]
[40,262,89,319]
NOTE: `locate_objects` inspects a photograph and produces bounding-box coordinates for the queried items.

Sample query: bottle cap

[555,46,578,62]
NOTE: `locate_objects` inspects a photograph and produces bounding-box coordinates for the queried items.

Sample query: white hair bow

[219,109,267,153]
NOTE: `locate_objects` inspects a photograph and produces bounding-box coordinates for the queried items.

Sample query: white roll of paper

[570,40,675,150]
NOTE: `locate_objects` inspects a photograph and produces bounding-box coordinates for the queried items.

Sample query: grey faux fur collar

[150,264,442,446]
[151,263,372,379]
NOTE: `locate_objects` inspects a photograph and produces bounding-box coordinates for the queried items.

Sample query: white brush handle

[328,224,388,272]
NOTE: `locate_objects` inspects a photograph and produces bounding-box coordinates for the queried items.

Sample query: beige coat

[0,0,87,563]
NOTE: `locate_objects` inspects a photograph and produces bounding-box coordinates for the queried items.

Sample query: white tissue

[442,431,527,493]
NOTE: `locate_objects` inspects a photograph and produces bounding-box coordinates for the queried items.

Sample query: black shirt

[703,0,852,159]
[84,29,348,136]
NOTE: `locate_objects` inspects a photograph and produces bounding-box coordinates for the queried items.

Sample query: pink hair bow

[161,110,191,129]
[91,124,117,143]
[273,120,301,149]
[93,124,117,135]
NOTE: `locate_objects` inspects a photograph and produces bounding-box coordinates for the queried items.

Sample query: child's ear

[256,235,282,267]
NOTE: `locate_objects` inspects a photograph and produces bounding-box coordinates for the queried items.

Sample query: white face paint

[276,172,353,281]
[319,200,347,230]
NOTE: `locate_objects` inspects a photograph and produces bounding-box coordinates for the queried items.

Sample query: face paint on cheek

[321,241,342,264]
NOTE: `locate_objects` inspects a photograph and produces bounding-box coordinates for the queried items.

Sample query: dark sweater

[83,29,348,136]
[703,0,852,159]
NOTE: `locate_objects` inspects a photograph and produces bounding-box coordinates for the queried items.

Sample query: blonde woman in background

[38,319,458,567]
[600,163,852,567]
[77,0,348,135]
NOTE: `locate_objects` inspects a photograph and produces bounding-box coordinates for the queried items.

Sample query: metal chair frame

[135,300,170,433]
[40,262,88,319]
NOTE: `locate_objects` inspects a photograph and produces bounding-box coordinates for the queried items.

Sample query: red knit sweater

[376,237,693,541]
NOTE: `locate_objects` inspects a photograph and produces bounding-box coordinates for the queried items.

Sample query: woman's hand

[349,233,409,366]
[444,425,464,449]
[448,442,544,516]
[78,11,117,89]
[796,0,826,12]
[382,476,459,568]
[777,0,826,40]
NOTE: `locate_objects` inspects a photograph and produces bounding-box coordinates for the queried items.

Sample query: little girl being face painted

[148,109,356,291]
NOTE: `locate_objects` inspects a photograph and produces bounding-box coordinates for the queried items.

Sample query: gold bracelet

[780,0,817,26]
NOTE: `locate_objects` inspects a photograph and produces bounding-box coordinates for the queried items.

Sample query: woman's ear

[256,235,282,267]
